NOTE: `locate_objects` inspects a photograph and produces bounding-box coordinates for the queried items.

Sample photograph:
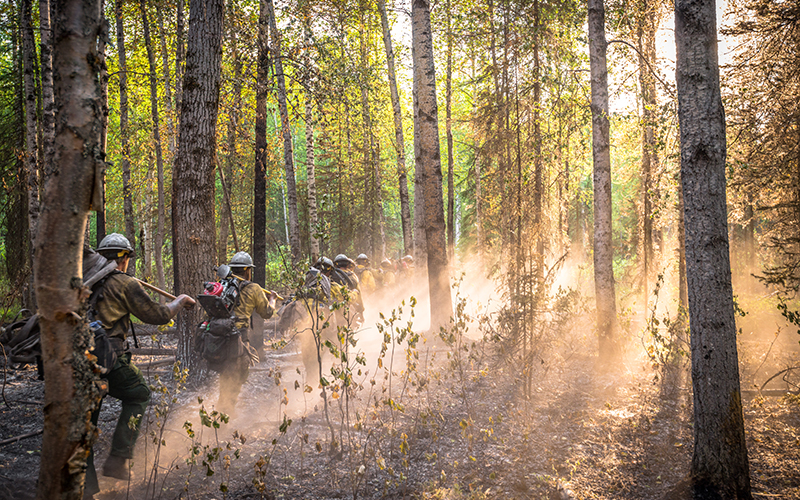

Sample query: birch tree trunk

[445,0,455,261]
[21,0,39,268]
[115,0,138,282]
[588,0,618,359]
[267,0,301,263]
[141,0,168,291]
[96,10,109,248]
[253,0,268,286]
[173,0,224,371]
[39,0,55,184]
[412,63,427,267]
[34,0,104,496]
[412,0,452,329]
[378,0,412,257]
[675,0,751,495]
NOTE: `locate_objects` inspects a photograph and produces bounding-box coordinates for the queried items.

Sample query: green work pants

[85,352,150,495]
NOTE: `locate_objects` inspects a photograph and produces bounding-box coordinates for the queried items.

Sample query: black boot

[102,454,130,480]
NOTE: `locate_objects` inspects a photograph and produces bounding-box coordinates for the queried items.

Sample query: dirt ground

[2,317,800,500]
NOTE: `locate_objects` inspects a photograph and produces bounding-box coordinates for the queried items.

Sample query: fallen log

[0,428,43,447]
[130,348,176,356]
[137,357,177,369]
[742,389,800,397]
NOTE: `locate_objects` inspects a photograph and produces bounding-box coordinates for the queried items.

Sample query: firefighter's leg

[106,353,151,459]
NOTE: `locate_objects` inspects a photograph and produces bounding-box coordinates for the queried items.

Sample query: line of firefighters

[309,252,417,312]
[81,233,417,499]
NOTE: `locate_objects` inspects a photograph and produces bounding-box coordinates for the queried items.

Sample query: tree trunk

[115,0,137,280]
[588,0,617,359]
[412,0,452,329]
[34,0,104,496]
[142,0,169,289]
[8,24,29,289]
[143,157,154,281]
[21,0,40,275]
[412,58,427,267]
[378,0,412,257]
[358,8,385,261]
[221,2,242,265]
[675,0,752,496]
[173,0,224,372]
[677,176,687,311]
[637,1,659,296]
[267,0,301,263]
[156,2,176,157]
[532,0,544,276]
[96,8,109,249]
[306,99,320,261]
[471,53,482,256]
[175,0,185,119]
[445,0,455,261]
[253,0,268,286]
[39,0,55,184]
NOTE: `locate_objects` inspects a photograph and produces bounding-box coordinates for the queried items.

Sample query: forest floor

[2,311,800,500]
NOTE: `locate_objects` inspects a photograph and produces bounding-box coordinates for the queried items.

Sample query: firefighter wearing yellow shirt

[354,253,377,296]
[219,251,277,414]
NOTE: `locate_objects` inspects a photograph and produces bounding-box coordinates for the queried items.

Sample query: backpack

[196,277,248,370]
[84,245,144,375]
[86,271,128,376]
[0,248,122,378]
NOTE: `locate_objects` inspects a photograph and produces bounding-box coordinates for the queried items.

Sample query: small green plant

[142,361,189,499]
[182,398,243,498]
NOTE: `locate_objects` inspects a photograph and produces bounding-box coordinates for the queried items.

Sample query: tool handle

[134,277,177,301]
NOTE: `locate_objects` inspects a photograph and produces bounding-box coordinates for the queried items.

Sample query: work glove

[246,343,260,367]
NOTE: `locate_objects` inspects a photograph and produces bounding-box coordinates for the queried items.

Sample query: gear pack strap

[88,270,138,349]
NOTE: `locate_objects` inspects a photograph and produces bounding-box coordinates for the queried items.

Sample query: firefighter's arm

[243,283,275,320]
[122,278,173,325]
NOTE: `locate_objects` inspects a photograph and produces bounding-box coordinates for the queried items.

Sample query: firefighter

[333,254,365,322]
[85,233,195,499]
[218,251,278,414]
[354,253,377,296]
[380,258,396,288]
